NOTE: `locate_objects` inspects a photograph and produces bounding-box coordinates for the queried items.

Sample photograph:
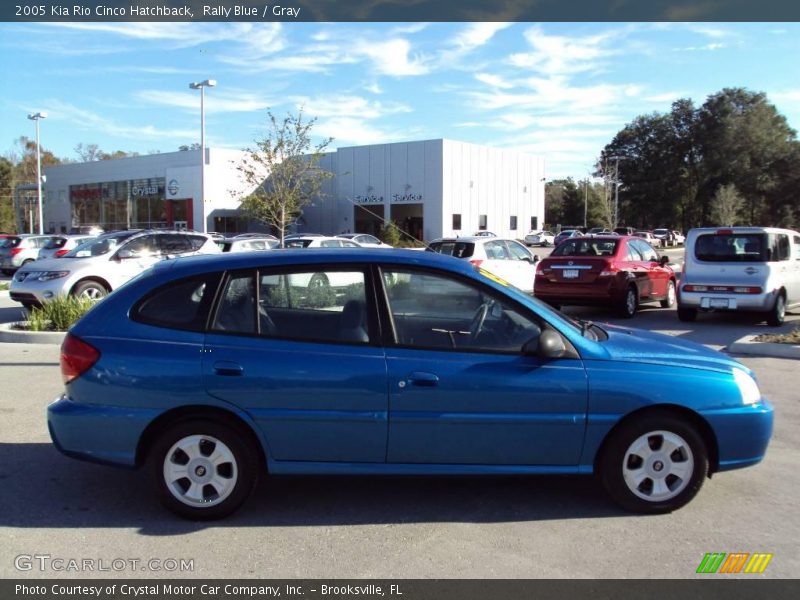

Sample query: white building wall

[441,140,545,239]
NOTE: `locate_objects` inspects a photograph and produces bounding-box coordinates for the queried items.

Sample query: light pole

[607,155,625,229]
[27,112,47,234]
[189,79,216,233]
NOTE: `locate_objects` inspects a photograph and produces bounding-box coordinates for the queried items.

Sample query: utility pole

[583,176,588,228]
[608,155,624,229]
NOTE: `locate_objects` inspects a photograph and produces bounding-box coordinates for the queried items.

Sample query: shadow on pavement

[0,442,626,533]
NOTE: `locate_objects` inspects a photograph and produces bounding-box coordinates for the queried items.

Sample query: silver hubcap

[626,290,636,314]
[667,282,676,306]
[777,297,785,319]
[163,435,238,508]
[622,430,694,502]
[81,287,105,300]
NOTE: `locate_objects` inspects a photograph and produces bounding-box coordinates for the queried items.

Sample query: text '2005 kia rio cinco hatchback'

[50,249,773,519]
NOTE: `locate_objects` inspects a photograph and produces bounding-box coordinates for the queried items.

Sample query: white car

[428,236,538,293]
[337,233,393,248]
[281,236,364,288]
[524,230,555,247]
[471,231,497,238]
[284,236,362,249]
[672,230,686,245]
[633,231,660,245]
[218,237,279,253]
[37,235,96,260]
[10,230,220,309]
[0,234,56,274]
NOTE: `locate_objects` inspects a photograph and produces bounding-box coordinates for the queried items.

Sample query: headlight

[733,368,761,405]
[37,271,70,282]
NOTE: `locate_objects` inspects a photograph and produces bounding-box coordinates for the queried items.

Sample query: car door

[791,235,800,306]
[504,239,537,292]
[202,266,388,463]
[109,234,162,288]
[380,267,588,466]
[632,239,669,299]
[481,240,516,284]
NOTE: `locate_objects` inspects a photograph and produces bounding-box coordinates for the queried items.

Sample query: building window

[479,215,487,230]
[510,216,518,231]
[530,216,539,230]
[452,214,462,230]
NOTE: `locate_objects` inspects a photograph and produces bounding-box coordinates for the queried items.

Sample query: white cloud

[508,25,619,76]
[313,117,408,146]
[365,83,383,94]
[688,25,733,39]
[135,90,274,113]
[354,38,430,76]
[289,95,411,120]
[451,23,512,51]
[674,43,726,52]
[474,73,515,89]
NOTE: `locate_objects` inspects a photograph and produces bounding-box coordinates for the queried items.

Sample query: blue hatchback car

[49,249,773,519]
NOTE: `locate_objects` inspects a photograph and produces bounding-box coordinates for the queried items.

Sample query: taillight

[716,228,733,235]
[598,261,618,277]
[60,333,100,384]
[9,248,23,257]
[54,249,69,258]
[469,259,484,267]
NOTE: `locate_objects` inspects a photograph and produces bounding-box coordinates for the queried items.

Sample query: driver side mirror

[522,329,567,359]
[116,249,134,260]
[533,254,540,263]
[659,255,670,266]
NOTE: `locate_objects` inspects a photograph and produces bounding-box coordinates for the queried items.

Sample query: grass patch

[0,281,9,291]
[754,327,800,345]
[26,296,97,332]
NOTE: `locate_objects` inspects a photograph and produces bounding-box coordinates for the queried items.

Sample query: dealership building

[37,139,545,240]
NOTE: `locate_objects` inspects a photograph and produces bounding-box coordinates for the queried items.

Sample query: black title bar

[4,0,800,22]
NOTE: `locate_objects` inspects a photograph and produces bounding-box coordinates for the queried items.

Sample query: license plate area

[702,297,737,309]
[562,269,579,279]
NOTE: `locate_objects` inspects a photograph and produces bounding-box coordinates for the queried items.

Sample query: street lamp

[189,79,216,233]
[607,155,626,229]
[27,111,47,234]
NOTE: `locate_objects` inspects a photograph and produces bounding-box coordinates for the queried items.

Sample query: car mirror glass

[659,255,670,266]
[116,249,134,260]
[536,330,567,359]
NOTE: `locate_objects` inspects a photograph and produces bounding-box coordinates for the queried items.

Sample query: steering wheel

[469,301,491,341]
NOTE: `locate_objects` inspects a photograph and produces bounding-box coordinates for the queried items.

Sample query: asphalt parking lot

[0,272,798,579]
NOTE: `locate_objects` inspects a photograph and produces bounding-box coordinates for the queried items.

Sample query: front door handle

[408,371,439,387]
[213,361,244,376]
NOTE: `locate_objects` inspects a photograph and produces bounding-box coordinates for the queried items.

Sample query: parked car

[284,233,324,241]
[284,236,362,249]
[678,227,800,325]
[69,225,104,236]
[48,248,773,519]
[652,229,673,247]
[9,230,220,309]
[524,230,555,247]
[218,237,279,253]
[587,227,612,235]
[428,236,538,292]
[472,231,497,237]
[634,231,660,246]
[231,233,279,241]
[38,235,96,260]
[614,227,636,236]
[554,230,582,246]
[672,230,686,245]
[0,234,55,275]
[337,233,393,248]
[534,236,676,317]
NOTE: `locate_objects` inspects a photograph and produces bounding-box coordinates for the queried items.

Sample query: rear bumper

[701,400,774,472]
[679,288,777,311]
[534,279,625,305]
[48,394,160,467]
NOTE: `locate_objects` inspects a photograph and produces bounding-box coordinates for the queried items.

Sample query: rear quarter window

[429,241,475,259]
[132,273,222,332]
[552,239,618,257]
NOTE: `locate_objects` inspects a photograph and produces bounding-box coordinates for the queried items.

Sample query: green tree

[0,157,15,232]
[75,143,138,161]
[709,184,744,226]
[237,110,333,245]
[380,221,402,246]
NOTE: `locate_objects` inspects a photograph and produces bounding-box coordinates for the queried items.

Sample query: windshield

[552,238,618,257]
[65,233,137,258]
[429,241,475,259]
[695,233,767,262]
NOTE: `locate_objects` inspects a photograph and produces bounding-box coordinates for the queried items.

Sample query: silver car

[678,226,800,325]
[0,235,55,274]
[38,235,96,260]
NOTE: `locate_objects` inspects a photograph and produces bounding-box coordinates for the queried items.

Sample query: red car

[534,236,676,317]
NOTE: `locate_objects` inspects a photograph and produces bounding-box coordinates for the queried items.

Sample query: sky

[1,21,799,180]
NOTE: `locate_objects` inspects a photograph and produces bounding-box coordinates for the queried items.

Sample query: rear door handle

[408,371,439,387]
[213,361,244,376]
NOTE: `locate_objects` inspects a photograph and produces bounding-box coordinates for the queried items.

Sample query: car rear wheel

[766,293,786,327]
[72,280,109,301]
[599,412,708,513]
[677,306,697,322]
[618,286,638,318]
[150,419,259,520]
[660,280,676,308]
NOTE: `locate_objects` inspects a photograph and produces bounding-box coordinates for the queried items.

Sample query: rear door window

[429,241,475,259]
[132,273,221,332]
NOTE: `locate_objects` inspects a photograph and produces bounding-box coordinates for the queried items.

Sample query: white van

[678,227,800,325]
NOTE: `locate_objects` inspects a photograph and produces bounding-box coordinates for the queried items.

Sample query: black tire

[72,280,109,301]
[308,273,330,289]
[617,285,638,318]
[1,269,13,276]
[598,411,708,513]
[677,306,697,322]
[149,419,260,520]
[660,280,676,308]
[766,293,786,327]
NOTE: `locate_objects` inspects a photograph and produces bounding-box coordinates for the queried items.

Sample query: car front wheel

[660,280,676,308]
[72,280,109,301]
[599,412,708,513]
[150,419,259,520]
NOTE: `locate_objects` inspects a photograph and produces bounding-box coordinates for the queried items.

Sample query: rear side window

[132,273,221,332]
[159,234,193,254]
[45,238,68,249]
[794,236,800,260]
[771,234,791,262]
[188,235,209,251]
[694,234,766,262]
[429,241,475,259]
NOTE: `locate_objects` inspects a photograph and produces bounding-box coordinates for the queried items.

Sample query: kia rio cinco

[49,249,773,519]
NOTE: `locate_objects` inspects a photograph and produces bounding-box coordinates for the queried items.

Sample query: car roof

[150,248,474,278]
[430,236,520,244]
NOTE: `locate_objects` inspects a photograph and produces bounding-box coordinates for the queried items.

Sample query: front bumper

[701,399,774,472]
[48,394,160,468]
[9,278,71,304]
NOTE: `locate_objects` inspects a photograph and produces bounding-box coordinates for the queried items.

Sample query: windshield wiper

[578,319,594,337]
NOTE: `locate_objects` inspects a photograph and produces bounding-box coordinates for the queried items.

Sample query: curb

[728,334,800,359]
[0,322,66,345]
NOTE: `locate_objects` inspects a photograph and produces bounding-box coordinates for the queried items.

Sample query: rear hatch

[685,231,770,289]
